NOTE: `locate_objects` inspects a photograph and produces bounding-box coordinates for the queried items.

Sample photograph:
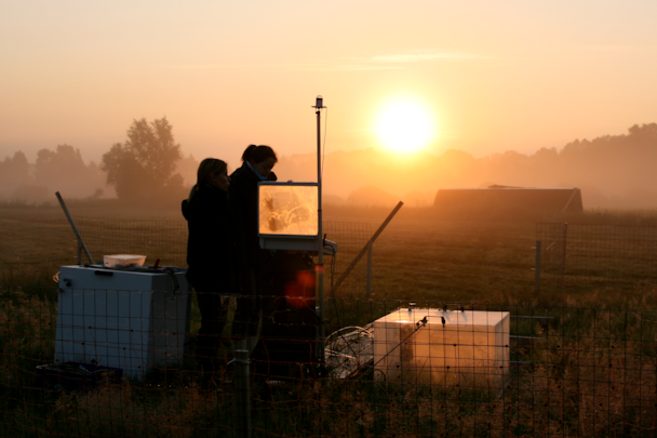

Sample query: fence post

[535,240,541,294]
[366,241,373,298]
[561,223,568,287]
[233,347,252,438]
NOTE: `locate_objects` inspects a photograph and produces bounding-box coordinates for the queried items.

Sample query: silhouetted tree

[35,145,85,183]
[101,117,184,202]
[0,151,32,200]
[628,123,657,139]
[33,144,106,199]
[176,153,200,186]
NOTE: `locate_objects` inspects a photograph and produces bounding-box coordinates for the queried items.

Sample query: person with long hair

[182,158,238,384]
[228,145,277,350]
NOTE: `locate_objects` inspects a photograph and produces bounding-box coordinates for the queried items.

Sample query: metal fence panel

[537,222,657,291]
[0,218,371,297]
[2,287,657,438]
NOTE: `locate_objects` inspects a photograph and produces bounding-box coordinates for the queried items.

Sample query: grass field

[3,203,657,437]
[0,203,540,301]
[6,202,647,304]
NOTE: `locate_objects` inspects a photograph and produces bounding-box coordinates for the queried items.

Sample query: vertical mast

[314,95,325,361]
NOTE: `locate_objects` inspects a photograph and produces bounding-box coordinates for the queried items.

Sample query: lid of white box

[374,308,509,330]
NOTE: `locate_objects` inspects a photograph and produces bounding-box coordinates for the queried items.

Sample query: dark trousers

[232,266,261,339]
[191,282,231,375]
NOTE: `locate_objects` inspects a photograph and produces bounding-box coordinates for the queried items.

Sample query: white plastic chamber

[373,308,510,394]
[55,265,191,379]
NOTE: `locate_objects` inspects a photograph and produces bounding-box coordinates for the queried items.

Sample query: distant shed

[433,186,583,216]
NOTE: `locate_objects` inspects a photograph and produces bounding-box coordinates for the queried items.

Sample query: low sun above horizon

[374,98,436,154]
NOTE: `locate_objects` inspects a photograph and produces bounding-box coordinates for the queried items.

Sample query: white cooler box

[374,308,510,394]
[55,265,191,379]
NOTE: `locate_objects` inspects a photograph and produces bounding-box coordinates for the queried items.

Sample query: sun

[374,98,435,154]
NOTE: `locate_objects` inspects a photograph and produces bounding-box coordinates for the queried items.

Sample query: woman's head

[242,144,277,178]
[197,158,230,192]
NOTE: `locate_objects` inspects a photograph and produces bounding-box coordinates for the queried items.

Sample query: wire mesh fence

[537,222,657,291]
[2,284,657,438]
[0,217,371,297]
[320,221,373,297]
[5,217,657,436]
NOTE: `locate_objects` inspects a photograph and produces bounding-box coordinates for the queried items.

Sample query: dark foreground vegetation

[2,204,657,437]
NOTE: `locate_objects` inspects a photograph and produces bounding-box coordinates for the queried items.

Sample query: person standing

[182,158,238,383]
[228,145,278,349]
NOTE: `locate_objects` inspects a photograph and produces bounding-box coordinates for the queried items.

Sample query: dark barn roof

[433,186,583,218]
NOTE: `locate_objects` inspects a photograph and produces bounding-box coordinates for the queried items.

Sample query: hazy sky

[2,1,657,171]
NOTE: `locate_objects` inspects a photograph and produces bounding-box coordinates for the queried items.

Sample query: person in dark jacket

[182,158,238,381]
[228,145,277,349]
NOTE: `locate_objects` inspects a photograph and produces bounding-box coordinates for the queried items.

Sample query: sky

[2,1,657,172]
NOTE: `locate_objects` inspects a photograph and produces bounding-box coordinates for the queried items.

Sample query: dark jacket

[228,162,277,270]
[182,183,238,294]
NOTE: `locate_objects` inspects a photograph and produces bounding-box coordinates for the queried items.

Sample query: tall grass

[3,292,657,436]
[3,205,657,436]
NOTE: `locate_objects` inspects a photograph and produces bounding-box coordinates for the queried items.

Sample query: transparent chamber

[259,183,318,236]
[258,182,331,252]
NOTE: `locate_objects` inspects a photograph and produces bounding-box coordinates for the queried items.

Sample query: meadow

[2,202,657,437]
[0,202,542,303]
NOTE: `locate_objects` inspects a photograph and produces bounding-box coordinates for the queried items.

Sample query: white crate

[55,265,191,379]
[373,308,510,392]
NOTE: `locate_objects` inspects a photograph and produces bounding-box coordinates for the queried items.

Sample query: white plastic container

[103,254,146,268]
[373,308,510,395]
[55,265,190,379]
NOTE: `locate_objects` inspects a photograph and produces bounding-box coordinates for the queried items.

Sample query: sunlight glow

[375,99,435,154]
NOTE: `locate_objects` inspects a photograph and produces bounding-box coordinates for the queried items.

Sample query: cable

[323,239,340,328]
[324,325,373,379]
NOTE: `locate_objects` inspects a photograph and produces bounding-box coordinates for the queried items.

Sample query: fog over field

[1,123,656,209]
[276,123,657,209]
[3,2,657,213]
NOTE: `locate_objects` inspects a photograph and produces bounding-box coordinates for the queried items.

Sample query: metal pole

[535,240,541,294]
[562,223,568,288]
[366,241,373,298]
[55,191,94,264]
[313,96,326,362]
[233,347,252,438]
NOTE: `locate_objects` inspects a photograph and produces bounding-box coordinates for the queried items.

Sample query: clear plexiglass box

[258,182,321,252]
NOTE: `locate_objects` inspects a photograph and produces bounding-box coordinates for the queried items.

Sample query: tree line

[272,123,657,209]
[2,120,656,209]
[0,117,196,207]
